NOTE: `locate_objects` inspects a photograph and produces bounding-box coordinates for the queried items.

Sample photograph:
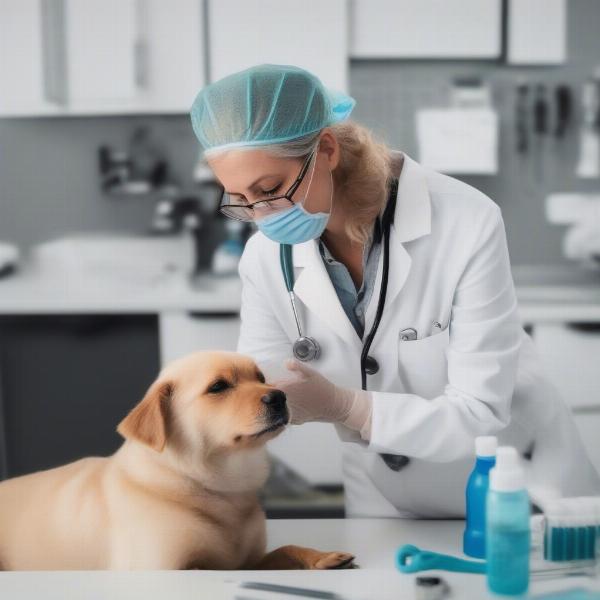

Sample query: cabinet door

[62,0,137,104]
[158,312,240,366]
[0,0,54,115]
[350,0,502,59]
[0,315,160,478]
[208,0,349,92]
[0,0,206,116]
[136,0,206,113]
[507,0,566,65]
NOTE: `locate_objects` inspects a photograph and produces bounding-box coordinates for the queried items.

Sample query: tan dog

[0,351,355,570]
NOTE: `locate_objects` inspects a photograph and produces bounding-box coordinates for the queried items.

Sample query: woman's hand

[274,360,373,437]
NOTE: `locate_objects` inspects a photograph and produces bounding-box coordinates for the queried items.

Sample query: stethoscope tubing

[278,178,408,470]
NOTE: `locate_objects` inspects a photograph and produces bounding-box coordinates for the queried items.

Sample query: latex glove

[274,359,373,438]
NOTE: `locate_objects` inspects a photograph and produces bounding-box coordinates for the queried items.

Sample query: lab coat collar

[291,151,432,348]
[293,152,431,266]
[391,151,432,242]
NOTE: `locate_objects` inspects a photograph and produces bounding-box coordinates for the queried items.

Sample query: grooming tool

[236,581,344,600]
[396,544,486,575]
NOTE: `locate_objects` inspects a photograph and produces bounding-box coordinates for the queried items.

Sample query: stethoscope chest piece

[292,336,321,362]
[363,355,379,375]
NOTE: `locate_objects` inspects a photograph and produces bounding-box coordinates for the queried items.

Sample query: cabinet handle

[40,0,68,106]
[133,0,148,89]
[134,40,148,89]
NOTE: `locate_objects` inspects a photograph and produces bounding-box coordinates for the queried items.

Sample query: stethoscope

[279,177,411,472]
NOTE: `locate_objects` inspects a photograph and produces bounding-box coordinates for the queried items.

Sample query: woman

[190,64,599,518]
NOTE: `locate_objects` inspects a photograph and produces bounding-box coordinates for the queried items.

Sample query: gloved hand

[273,359,373,438]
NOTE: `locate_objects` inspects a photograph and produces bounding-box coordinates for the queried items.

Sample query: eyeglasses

[218,150,316,222]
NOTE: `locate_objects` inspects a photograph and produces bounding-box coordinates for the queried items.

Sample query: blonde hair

[265,121,394,244]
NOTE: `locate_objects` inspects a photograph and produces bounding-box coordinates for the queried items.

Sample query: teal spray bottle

[486,446,531,596]
[463,436,497,558]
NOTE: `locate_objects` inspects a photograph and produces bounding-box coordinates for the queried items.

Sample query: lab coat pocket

[397,324,450,399]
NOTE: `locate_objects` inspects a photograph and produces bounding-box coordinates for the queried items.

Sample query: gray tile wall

[1,0,599,265]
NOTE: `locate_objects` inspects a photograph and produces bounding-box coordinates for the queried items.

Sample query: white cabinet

[532,323,600,474]
[507,0,566,65]
[0,0,206,116]
[158,312,240,367]
[207,0,349,92]
[350,0,502,59]
[58,0,138,105]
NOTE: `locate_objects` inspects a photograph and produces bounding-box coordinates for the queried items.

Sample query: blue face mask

[256,154,332,245]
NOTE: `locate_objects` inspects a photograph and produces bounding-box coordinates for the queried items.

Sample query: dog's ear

[117,380,173,452]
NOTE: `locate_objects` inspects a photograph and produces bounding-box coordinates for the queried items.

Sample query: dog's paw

[313,551,356,570]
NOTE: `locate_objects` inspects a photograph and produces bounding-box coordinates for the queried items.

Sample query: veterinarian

[190,64,600,518]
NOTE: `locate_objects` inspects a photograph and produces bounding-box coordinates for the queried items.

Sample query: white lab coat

[237,151,600,517]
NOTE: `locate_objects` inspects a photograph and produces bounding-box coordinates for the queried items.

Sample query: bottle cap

[475,436,497,457]
[489,446,526,492]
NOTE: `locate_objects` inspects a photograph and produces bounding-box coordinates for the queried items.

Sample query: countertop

[0,261,599,322]
[512,264,600,323]
[0,519,596,599]
[0,264,242,314]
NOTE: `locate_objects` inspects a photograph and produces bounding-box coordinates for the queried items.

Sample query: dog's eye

[256,371,265,383]
[207,379,231,394]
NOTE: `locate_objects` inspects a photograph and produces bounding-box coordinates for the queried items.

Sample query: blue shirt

[318,218,382,340]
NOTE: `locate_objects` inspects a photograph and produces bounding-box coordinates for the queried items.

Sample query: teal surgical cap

[190,64,356,156]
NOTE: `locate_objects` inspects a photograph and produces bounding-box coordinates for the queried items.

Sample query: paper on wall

[416,108,498,175]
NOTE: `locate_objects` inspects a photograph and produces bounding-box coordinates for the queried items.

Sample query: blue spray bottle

[486,446,531,597]
[464,436,497,558]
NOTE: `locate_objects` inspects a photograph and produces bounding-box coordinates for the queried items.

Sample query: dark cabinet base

[0,315,160,479]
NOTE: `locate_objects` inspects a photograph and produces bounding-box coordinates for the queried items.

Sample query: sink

[31,233,194,287]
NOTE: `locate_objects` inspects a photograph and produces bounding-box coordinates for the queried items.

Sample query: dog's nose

[261,389,286,411]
